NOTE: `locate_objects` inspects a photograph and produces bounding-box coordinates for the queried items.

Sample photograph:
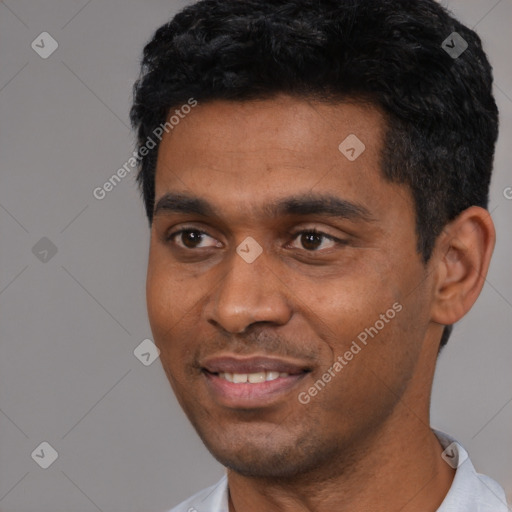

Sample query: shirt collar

[432,429,509,511]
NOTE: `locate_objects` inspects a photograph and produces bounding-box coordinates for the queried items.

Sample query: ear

[430,206,496,326]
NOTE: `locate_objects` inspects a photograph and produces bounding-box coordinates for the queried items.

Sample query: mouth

[214,370,292,383]
[200,355,312,408]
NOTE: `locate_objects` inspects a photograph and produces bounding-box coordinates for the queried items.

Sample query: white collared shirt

[168,429,509,512]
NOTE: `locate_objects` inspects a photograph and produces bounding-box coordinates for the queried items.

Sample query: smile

[199,355,312,408]
[217,371,290,383]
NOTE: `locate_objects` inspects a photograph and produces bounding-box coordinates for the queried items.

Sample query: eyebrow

[153,192,374,222]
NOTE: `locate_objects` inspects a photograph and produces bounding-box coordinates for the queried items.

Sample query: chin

[199,427,336,479]
[212,448,308,478]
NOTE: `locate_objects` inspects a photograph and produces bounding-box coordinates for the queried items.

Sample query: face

[147,95,435,479]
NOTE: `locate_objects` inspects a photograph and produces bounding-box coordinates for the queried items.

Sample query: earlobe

[431,206,495,327]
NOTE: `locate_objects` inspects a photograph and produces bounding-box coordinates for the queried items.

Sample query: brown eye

[180,230,204,248]
[290,230,339,251]
[301,232,324,250]
[167,229,219,249]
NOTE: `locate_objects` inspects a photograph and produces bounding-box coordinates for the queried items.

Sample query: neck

[227,390,454,512]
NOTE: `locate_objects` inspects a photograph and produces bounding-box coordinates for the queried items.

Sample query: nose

[205,245,293,334]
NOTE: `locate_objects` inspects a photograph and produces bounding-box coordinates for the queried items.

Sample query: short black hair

[130,0,498,349]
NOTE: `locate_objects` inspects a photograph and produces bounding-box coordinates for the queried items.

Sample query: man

[130,0,509,510]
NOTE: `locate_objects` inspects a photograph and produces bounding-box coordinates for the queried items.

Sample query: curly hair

[130,0,499,349]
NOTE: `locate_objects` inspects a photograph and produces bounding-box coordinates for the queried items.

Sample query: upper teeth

[219,371,289,383]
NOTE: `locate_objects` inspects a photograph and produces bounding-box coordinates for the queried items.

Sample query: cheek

[303,269,401,348]
[146,242,201,322]
[146,252,195,362]
[146,269,173,337]
[298,282,419,419]
[295,260,422,401]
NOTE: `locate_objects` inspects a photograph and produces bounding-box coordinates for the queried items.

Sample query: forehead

[153,95,402,221]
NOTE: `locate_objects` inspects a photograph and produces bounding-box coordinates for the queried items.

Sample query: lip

[201,355,311,409]
[201,355,310,375]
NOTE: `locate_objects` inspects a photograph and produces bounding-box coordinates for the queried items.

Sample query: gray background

[0,0,510,510]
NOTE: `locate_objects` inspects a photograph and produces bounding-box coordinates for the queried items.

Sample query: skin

[146,94,495,511]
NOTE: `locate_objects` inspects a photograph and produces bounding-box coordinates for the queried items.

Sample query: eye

[165,227,345,252]
[289,229,344,251]
[166,228,220,249]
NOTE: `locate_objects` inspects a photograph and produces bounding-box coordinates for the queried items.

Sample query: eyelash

[165,227,346,252]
